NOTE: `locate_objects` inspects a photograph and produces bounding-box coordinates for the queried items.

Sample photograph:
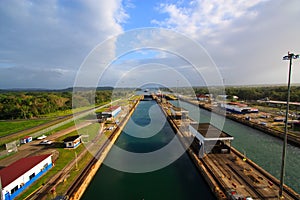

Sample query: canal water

[171,100,300,194]
[82,101,216,200]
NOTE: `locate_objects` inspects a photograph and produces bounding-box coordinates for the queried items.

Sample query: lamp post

[176,79,179,99]
[279,52,299,198]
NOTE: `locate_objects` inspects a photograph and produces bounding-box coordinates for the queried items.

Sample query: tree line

[0,90,113,120]
[225,86,300,102]
[2,86,299,119]
[194,85,300,102]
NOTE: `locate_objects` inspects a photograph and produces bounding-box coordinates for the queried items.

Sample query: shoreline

[157,98,299,199]
[66,99,140,199]
[179,97,300,147]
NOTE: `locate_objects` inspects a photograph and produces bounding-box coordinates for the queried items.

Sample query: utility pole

[75,151,78,170]
[279,52,299,198]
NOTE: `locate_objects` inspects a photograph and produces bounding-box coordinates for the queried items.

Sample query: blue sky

[0,0,300,89]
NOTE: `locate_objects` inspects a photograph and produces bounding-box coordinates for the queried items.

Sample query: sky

[0,0,300,89]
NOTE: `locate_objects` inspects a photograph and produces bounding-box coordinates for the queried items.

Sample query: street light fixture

[279,52,299,198]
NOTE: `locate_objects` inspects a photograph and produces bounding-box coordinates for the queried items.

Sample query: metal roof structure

[189,123,234,141]
[0,154,52,188]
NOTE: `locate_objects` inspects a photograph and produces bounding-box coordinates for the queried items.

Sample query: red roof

[197,94,208,98]
[105,106,120,112]
[0,154,52,188]
[228,102,248,107]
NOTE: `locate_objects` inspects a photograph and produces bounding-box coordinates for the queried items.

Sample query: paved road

[0,121,92,168]
[28,123,106,200]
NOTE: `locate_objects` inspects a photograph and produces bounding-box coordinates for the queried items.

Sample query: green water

[172,100,300,194]
[82,101,216,200]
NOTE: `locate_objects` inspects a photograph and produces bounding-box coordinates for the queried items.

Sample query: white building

[219,102,258,114]
[189,123,234,157]
[196,94,212,102]
[102,106,121,119]
[0,154,53,200]
[63,135,82,148]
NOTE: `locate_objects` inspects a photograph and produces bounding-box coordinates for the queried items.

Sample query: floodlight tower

[279,52,299,198]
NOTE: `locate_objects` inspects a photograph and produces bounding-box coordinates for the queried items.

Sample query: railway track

[63,129,116,199]
[209,153,265,199]
[230,148,300,200]
[63,100,139,199]
[25,123,94,200]
[180,97,300,148]
[205,151,299,200]
[0,104,107,141]
[26,119,123,200]
[158,99,300,200]
[0,116,72,140]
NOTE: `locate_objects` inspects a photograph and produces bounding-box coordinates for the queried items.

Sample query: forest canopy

[0,90,113,120]
[194,86,300,102]
[1,86,300,120]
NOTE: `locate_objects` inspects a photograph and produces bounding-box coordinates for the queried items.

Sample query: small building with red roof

[196,94,212,102]
[101,106,121,118]
[97,106,122,119]
[0,154,53,200]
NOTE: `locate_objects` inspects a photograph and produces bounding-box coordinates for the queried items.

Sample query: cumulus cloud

[151,0,300,85]
[0,0,127,88]
[152,0,269,38]
[1,0,300,88]
[0,66,75,88]
[92,28,223,88]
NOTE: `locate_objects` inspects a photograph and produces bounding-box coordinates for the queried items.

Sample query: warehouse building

[102,106,121,118]
[0,154,53,200]
[97,106,121,120]
[189,123,234,157]
[219,102,258,114]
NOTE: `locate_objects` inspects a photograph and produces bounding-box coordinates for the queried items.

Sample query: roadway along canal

[171,100,300,194]
[82,101,215,200]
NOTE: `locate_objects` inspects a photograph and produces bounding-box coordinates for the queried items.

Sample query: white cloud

[151,0,300,85]
[0,66,76,89]
[1,0,300,88]
[0,0,127,88]
[152,0,269,38]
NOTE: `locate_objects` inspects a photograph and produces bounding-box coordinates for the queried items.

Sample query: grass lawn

[18,133,85,199]
[41,120,76,137]
[17,99,134,199]
[0,120,78,148]
[95,98,137,113]
[18,123,103,199]
[52,152,93,198]
[41,101,111,118]
[40,107,91,118]
[0,119,52,137]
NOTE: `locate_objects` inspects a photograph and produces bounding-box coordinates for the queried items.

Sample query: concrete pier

[179,97,300,147]
[65,99,141,199]
[157,98,300,200]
